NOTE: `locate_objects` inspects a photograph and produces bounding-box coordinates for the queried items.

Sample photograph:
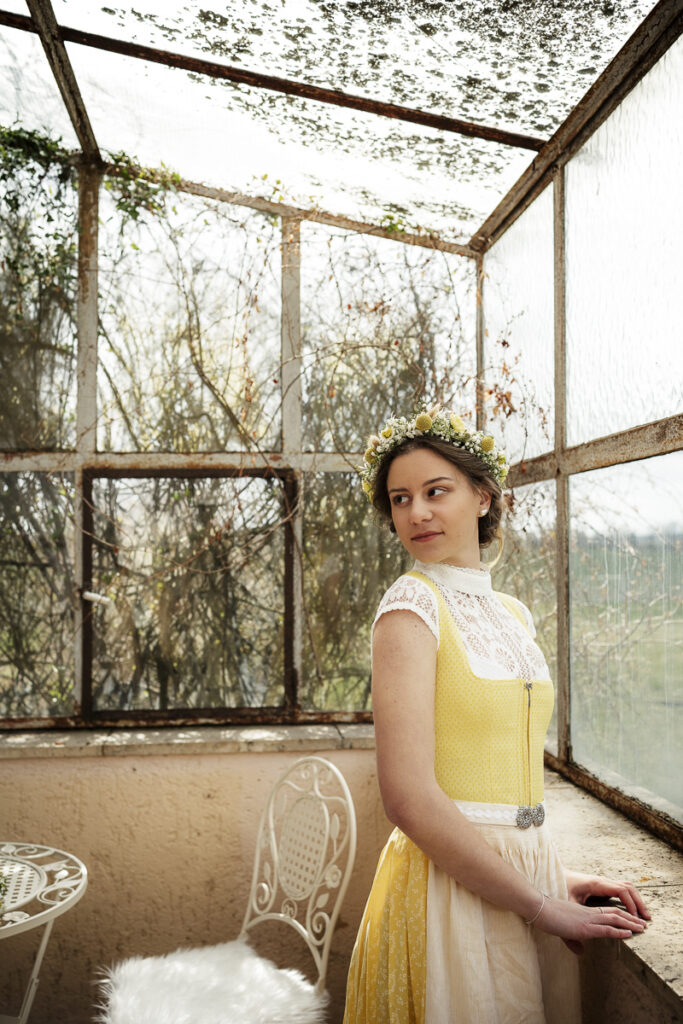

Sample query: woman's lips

[412,531,442,542]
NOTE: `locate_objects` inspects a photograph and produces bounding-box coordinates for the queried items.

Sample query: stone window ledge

[1,724,681,1017]
[0,723,375,758]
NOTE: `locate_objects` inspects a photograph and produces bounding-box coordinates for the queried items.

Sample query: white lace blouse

[373,560,550,682]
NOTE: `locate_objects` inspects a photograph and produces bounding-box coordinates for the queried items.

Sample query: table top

[0,843,88,938]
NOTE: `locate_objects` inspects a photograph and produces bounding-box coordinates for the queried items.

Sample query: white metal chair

[96,756,357,1024]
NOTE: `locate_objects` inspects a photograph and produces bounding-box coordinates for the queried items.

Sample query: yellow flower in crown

[357,405,509,501]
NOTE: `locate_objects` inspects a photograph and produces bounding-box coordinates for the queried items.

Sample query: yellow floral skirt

[343,822,581,1024]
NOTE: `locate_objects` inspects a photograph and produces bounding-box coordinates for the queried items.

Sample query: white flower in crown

[358,405,508,501]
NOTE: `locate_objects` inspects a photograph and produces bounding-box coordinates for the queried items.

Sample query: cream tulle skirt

[343,821,581,1024]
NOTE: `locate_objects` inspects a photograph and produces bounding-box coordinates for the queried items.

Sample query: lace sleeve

[371,575,439,646]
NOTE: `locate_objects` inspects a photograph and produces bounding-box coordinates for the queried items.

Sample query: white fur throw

[96,938,329,1024]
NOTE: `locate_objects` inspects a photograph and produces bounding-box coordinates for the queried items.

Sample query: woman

[343,406,649,1024]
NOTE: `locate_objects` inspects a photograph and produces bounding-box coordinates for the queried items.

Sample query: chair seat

[96,938,329,1024]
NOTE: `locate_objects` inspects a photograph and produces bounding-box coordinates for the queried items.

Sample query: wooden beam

[0,8,545,152]
[469,0,683,251]
[23,0,100,161]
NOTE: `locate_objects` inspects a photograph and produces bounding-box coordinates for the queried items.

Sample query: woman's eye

[392,495,408,506]
[428,487,447,497]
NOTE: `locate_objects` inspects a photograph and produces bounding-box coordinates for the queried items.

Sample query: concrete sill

[2,724,681,1018]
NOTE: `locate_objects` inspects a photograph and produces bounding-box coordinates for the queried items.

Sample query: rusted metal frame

[544,751,683,853]
[78,464,291,719]
[0,451,361,473]
[508,412,683,488]
[22,1,100,162]
[553,166,570,762]
[76,162,99,453]
[475,253,485,431]
[282,472,300,713]
[0,10,545,152]
[469,0,683,252]
[158,174,478,258]
[0,708,375,730]
[76,473,93,719]
[72,162,99,718]
[280,218,304,712]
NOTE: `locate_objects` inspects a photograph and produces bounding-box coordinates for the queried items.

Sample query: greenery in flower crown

[358,404,508,501]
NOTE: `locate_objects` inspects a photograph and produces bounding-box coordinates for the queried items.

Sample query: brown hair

[371,436,503,548]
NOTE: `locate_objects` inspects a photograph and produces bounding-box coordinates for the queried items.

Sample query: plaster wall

[0,741,680,1024]
[0,745,391,1024]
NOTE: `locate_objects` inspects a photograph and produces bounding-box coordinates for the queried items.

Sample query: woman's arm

[372,610,648,944]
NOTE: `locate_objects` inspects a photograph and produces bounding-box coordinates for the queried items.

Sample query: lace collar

[412,559,493,597]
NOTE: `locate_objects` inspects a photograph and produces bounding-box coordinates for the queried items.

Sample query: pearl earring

[479,509,488,517]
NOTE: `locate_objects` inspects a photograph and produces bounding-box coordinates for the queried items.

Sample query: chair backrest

[239,756,357,993]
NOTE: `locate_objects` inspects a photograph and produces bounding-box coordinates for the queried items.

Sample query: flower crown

[359,405,508,501]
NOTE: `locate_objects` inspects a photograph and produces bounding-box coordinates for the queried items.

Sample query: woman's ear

[478,490,491,517]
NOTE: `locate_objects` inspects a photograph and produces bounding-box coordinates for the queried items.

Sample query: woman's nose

[409,498,432,522]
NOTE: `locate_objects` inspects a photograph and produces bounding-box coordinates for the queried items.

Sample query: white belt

[453,799,546,828]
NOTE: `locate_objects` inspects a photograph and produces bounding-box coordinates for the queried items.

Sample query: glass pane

[0,472,76,718]
[570,453,683,822]
[0,128,78,450]
[58,0,656,138]
[0,26,79,146]
[301,224,477,451]
[483,185,554,462]
[91,475,284,710]
[65,41,531,242]
[490,480,558,753]
[301,471,410,711]
[566,38,683,445]
[97,187,281,452]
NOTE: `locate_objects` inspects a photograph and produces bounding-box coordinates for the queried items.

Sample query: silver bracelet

[525,891,548,926]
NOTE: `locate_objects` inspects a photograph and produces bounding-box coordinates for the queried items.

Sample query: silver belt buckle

[515,803,545,829]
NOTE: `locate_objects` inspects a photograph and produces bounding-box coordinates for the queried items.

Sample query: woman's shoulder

[373,571,440,644]
[493,590,537,637]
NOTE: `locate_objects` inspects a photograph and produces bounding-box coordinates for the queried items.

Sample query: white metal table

[0,843,88,1024]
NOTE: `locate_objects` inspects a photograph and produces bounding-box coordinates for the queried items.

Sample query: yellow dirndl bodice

[343,571,579,1024]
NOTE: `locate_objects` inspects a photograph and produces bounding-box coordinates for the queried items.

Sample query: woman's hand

[534,889,648,956]
[564,869,651,920]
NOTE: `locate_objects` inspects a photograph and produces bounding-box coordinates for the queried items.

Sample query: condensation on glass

[301,223,477,451]
[482,184,554,462]
[90,475,285,711]
[569,452,683,822]
[97,187,281,452]
[0,472,76,717]
[490,479,558,754]
[300,471,410,712]
[566,38,683,445]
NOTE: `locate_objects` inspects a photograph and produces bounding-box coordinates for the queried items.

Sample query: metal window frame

[0,0,681,848]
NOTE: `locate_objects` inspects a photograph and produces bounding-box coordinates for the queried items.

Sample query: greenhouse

[0,1,681,1021]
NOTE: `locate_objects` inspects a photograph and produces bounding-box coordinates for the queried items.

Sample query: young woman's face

[386,447,489,566]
